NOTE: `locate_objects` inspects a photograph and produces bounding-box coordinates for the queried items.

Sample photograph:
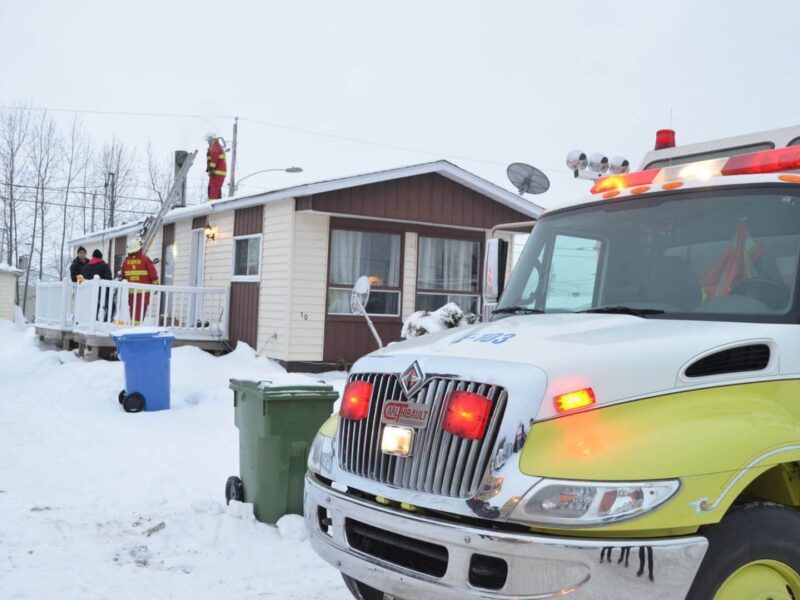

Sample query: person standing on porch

[69,246,88,282]
[206,134,227,200]
[121,238,159,325]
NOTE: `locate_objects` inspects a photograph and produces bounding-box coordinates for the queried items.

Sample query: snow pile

[0,261,23,274]
[401,302,479,338]
[0,321,347,599]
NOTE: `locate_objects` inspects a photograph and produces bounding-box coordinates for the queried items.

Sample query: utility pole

[107,171,117,227]
[227,116,238,197]
[90,191,97,231]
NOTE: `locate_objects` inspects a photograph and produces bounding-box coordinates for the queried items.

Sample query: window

[328,229,401,316]
[498,187,800,322]
[545,235,602,311]
[232,235,261,280]
[162,243,175,286]
[416,236,481,314]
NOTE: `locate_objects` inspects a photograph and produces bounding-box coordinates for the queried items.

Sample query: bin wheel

[225,476,244,505]
[118,390,126,405]
[122,392,145,413]
[342,574,386,600]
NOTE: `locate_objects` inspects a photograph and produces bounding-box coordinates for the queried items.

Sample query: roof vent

[685,344,770,378]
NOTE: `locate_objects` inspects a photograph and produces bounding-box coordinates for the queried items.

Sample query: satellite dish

[350,276,371,314]
[506,163,550,196]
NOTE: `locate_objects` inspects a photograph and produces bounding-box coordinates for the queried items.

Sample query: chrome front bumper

[305,474,708,600]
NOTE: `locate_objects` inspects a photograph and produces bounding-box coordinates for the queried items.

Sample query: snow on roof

[0,262,24,276]
[70,160,543,246]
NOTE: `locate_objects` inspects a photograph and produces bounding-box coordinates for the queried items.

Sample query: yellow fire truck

[306,125,800,599]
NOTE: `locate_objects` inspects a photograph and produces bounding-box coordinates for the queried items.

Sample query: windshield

[496,186,800,322]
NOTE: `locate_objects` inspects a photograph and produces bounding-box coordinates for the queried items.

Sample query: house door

[188,229,205,323]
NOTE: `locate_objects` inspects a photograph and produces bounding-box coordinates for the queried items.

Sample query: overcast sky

[2,0,799,212]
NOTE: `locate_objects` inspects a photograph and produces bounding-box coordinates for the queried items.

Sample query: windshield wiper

[492,306,545,316]
[578,306,665,317]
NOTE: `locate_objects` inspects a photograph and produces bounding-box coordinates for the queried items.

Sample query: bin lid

[110,327,175,341]
[229,378,339,399]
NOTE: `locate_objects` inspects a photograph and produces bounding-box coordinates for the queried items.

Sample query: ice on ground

[277,515,308,541]
[401,301,478,338]
[0,321,347,599]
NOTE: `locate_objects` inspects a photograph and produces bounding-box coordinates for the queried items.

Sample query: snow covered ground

[0,321,349,599]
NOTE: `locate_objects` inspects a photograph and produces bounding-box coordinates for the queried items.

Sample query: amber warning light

[554,388,596,414]
[341,381,372,421]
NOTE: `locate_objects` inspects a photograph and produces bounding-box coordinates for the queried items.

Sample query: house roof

[70,160,543,246]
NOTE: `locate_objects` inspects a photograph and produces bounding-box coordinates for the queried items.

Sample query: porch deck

[34,279,230,358]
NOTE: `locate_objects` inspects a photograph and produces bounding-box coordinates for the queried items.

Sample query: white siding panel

[402,232,418,319]
[203,210,235,288]
[0,273,17,320]
[257,199,294,361]
[172,220,192,286]
[288,213,329,362]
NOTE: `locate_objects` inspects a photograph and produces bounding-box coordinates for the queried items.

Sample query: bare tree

[0,106,31,266]
[145,143,174,204]
[97,137,136,228]
[21,112,59,313]
[58,116,88,277]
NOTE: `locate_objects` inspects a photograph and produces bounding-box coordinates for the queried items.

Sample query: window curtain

[418,238,478,291]
[330,230,400,286]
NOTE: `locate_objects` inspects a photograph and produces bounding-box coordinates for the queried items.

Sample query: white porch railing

[34,279,77,330]
[36,278,229,342]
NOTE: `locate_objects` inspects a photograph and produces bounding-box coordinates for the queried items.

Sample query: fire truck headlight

[510,478,680,526]
[307,432,334,476]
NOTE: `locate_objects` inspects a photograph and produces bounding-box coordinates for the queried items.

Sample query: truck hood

[362,314,793,419]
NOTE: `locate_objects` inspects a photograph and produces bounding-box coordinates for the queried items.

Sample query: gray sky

[2,0,799,212]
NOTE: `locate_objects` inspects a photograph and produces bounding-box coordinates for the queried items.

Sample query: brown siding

[229,282,260,349]
[323,320,402,365]
[191,216,207,230]
[234,206,264,236]
[297,173,530,228]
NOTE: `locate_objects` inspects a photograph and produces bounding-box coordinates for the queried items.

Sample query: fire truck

[305,125,800,599]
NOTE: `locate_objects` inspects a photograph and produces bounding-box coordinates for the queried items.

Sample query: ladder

[138,149,199,253]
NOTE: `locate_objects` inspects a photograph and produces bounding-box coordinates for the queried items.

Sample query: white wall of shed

[257,198,294,361]
[288,212,329,362]
[0,272,18,321]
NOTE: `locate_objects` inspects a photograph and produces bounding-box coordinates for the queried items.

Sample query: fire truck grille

[337,373,507,498]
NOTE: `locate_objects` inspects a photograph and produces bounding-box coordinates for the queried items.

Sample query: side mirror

[350,275,371,314]
[483,238,508,304]
[350,275,383,349]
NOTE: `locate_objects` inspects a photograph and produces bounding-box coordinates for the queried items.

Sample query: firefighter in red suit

[206,134,227,200]
[121,238,159,325]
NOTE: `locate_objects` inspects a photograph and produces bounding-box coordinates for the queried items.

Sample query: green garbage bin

[226,379,339,524]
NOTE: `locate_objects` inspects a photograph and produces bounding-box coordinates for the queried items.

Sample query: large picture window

[416,236,481,313]
[328,229,401,316]
[232,235,261,281]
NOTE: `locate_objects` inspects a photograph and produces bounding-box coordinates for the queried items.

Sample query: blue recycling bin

[111,330,175,413]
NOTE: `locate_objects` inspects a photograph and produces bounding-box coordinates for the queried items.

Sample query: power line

[1,104,566,171]
[0,194,155,216]
[0,181,162,203]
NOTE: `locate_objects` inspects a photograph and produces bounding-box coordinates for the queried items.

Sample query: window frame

[415,232,483,314]
[326,225,404,320]
[230,233,262,282]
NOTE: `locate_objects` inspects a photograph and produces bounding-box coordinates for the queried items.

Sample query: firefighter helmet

[126,238,143,255]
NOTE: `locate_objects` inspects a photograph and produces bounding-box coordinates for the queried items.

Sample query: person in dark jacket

[81,250,114,322]
[81,249,113,281]
[69,247,88,282]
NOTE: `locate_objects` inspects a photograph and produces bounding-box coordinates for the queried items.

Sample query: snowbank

[0,321,347,599]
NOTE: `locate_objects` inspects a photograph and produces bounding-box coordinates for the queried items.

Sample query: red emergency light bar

[591,146,800,195]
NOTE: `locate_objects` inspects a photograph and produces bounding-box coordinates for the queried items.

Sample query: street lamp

[234,167,303,192]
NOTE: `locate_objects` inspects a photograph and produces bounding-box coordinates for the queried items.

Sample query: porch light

[204,224,217,241]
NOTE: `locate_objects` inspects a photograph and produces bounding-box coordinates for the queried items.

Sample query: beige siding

[288,212,329,362]
[402,232,418,319]
[202,210,235,288]
[0,272,17,320]
[172,220,192,286]
[257,199,294,361]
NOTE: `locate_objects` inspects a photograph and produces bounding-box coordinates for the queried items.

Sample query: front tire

[342,574,386,600]
[687,502,800,599]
